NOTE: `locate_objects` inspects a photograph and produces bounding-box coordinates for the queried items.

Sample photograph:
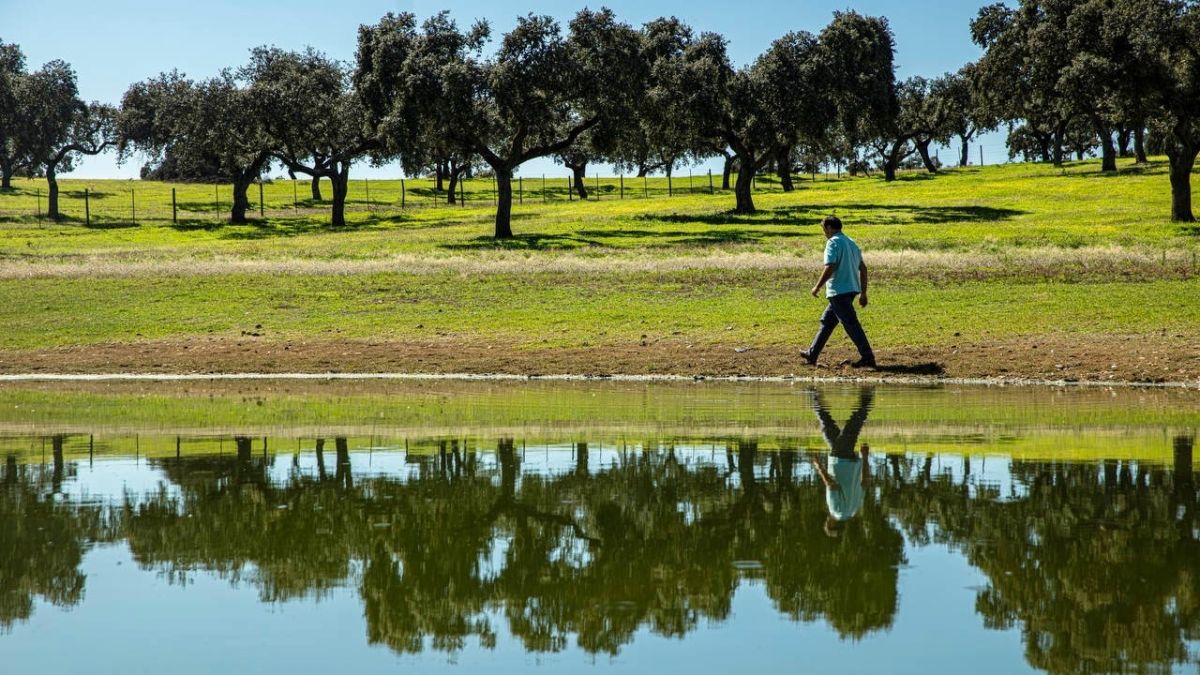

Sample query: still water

[0,380,1197,674]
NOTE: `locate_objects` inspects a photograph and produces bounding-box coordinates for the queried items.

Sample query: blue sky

[0,0,1006,178]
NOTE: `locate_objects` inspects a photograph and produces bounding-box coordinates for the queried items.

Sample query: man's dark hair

[822,215,843,230]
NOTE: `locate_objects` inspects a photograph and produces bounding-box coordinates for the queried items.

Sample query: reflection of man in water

[808,388,874,536]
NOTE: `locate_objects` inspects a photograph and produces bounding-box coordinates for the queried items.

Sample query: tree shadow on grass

[776,203,1024,225]
[0,213,141,229]
[162,210,427,239]
[443,231,607,250]
[1062,161,1166,179]
[577,227,817,246]
[633,203,1025,228]
[58,189,118,199]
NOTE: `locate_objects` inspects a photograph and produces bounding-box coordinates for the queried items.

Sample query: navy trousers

[808,293,875,362]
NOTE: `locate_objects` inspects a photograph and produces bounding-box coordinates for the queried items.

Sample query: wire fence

[0,170,787,226]
[0,144,1024,227]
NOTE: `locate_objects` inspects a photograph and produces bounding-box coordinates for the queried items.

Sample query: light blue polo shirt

[826,456,865,521]
[823,232,863,298]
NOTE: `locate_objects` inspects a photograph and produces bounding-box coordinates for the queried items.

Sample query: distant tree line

[0,1,1198,236]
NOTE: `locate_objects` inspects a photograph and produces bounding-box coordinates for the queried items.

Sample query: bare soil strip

[1,333,1196,386]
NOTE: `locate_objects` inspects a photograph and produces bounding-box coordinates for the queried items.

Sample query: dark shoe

[799,349,817,365]
[850,358,877,369]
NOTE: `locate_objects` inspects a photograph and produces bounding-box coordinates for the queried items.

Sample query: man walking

[800,215,876,368]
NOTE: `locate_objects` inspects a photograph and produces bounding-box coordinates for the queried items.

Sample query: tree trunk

[1117,127,1132,157]
[882,160,897,181]
[335,437,352,490]
[916,138,937,173]
[46,166,61,220]
[1051,127,1065,166]
[570,162,588,199]
[1167,141,1198,222]
[959,134,971,167]
[575,442,588,478]
[1038,136,1052,163]
[1099,124,1117,172]
[235,436,253,462]
[330,164,350,228]
[447,168,460,205]
[435,161,446,192]
[1134,127,1148,164]
[230,155,267,223]
[231,176,254,223]
[494,165,514,239]
[733,158,756,214]
[721,155,734,190]
[52,435,64,492]
[310,176,322,201]
[776,145,794,192]
[882,143,903,182]
[0,156,12,190]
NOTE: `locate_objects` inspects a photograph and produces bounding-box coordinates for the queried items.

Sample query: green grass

[0,158,1197,369]
[1,159,1198,258]
[0,271,1195,352]
[0,381,1194,462]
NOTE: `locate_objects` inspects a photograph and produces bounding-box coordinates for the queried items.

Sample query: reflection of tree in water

[16,428,1196,672]
[117,435,906,655]
[0,438,107,632]
[126,436,366,602]
[881,437,1200,674]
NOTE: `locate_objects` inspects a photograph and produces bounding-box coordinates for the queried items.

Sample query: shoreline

[1,371,1196,389]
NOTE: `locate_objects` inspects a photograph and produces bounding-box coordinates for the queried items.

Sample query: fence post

[492,175,497,206]
[214,184,219,221]
[401,178,406,208]
[36,187,41,221]
[643,175,648,198]
[292,179,297,213]
[688,169,693,194]
[708,170,714,194]
[568,176,573,201]
[131,187,136,225]
[542,174,547,203]
[979,145,984,166]
[620,174,624,199]
[85,188,91,226]
[259,181,265,217]
[594,174,600,200]
[365,177,371,211]
[668,173,673,197]
[172,188,177,223]
[519,176,523,204]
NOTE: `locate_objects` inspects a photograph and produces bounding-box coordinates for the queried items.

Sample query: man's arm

[858,260,869,307]
[811,264,835,298]
[808,454,838,487]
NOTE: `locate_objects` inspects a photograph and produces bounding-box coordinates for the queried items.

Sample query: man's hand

[810,286,821,298]
[858,292,869,308]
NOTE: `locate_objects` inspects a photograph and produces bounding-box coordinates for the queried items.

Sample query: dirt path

[1,333,1197,385]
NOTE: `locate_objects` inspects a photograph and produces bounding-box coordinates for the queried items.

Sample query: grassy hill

[0,159,1197,383]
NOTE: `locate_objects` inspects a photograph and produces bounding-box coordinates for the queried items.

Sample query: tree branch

[517,116,601,165]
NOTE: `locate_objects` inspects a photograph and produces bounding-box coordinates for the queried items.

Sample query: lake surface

[1,380,1197,674]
